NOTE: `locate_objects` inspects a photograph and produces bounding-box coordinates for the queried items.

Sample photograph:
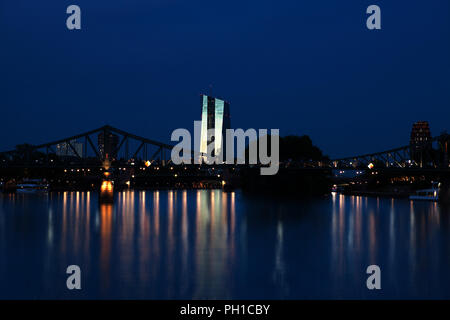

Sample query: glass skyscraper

[200,94,231,159]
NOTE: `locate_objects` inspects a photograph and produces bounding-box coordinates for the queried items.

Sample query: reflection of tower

[200,94,231,160]
[410,121,432,166]
[193,190,234,298]
[99,203,113,290]
[98,132,119,159]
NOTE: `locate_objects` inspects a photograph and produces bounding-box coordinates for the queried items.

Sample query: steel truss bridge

[0,125,449,170]
[329,133,450,169]
[0,125,175,165]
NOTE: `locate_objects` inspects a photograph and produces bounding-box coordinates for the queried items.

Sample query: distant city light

[368,163,374,169]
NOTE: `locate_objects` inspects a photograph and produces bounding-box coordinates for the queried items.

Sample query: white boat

[409,182,440,201]
[16,179,49,193]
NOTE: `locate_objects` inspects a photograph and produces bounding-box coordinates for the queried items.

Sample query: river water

[0,190,449,299]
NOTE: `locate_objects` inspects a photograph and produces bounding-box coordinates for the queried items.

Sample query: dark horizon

[1,1,450,158]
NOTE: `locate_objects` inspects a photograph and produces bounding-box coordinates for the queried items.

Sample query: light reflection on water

[1,190,450,299]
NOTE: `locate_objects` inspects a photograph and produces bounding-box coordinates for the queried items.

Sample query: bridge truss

[0,125,174,165]
[1,125,449,170]
[330,134,450,169]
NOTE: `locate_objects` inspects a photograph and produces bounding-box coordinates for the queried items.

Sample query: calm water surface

[1,190,450,299]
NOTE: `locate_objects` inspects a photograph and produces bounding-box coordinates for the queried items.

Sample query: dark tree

[245,134,328,163]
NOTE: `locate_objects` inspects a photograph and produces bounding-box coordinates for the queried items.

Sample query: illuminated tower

[199,94,231,160]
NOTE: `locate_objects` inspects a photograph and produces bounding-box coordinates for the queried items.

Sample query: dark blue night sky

[1,0,449,157]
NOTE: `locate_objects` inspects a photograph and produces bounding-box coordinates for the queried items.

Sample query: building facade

[410,121,432,165]
[98,132,119,159]
[410,121,431,146]
[199,94,231,160]
[56,140,83,157]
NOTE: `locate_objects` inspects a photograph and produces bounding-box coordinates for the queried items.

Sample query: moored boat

[409,182,440,201]
[16,179,49,194]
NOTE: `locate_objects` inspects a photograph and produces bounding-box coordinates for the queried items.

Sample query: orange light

[145,160,151,167]
[368,163,374,169]
[101,180,113,192]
